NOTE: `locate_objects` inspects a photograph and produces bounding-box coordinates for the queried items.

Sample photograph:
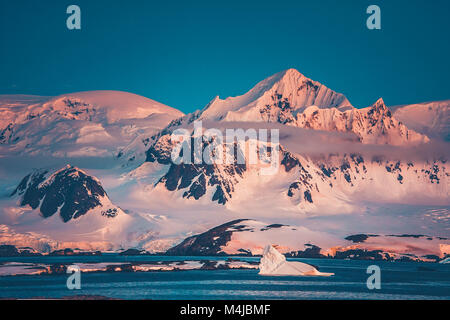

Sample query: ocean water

[0,256,449,300]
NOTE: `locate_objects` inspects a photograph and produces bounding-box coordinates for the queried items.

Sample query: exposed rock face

[195,69,427,145]
[166,219,251,256]
[285,244,324,258]
[48,248,101,256]
[142,126,447,208]
[146,133,246,205]
[0,244,42,257]
[126,69,444,209]
[11,165,120,222]
[198,69,352,122]
[165,220,450,262]
[345,234,376,243]
[294,98,429,145]
[0,244,19,257]
[119,248,148,256]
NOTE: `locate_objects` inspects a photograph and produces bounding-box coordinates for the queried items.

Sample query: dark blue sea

[0,255,449,300]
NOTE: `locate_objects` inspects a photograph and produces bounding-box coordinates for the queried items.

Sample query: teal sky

[1,0,449,113]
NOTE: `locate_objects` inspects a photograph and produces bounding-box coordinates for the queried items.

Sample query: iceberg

[258,245,334,276]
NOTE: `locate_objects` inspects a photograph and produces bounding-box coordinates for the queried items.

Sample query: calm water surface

[0,256,449,300]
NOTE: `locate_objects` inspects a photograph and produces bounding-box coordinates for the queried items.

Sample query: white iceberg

[258,245,334,276]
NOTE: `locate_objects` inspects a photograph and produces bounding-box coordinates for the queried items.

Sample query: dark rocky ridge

[48,248,102,256]
[0,245,42,257]
[136,92,444,206]
[11,165,116,222]
[166,219,250,255]
[345,234,379,243]
[165,220,448,262]
[146,134,246,204]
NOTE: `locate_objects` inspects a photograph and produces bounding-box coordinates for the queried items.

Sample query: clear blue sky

[1,0,449,113]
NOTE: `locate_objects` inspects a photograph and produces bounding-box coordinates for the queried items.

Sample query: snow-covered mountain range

[194,69,428,145]
[198,69,352,122]
[0,91,183,157]
[0,69,448,261]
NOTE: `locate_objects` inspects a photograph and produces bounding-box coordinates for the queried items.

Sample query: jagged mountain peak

[40,165,101,188]
[360,97,392,119]
[198,68,353,122]
[282,67,303,76]
[294,98,429,145]
[195,71,427,145]
[370,97,387,109]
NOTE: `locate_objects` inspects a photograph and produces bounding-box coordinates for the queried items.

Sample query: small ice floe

[258,245,334,276]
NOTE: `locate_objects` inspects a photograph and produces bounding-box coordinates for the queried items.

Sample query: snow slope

[0,165,156,252]
[294,98,429,145]
[0,91,183,157]
[390,100,450,141]
[136,121,447,212]
[199,69,352,122]
[49,91,183,122]
[193,69,427,145]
